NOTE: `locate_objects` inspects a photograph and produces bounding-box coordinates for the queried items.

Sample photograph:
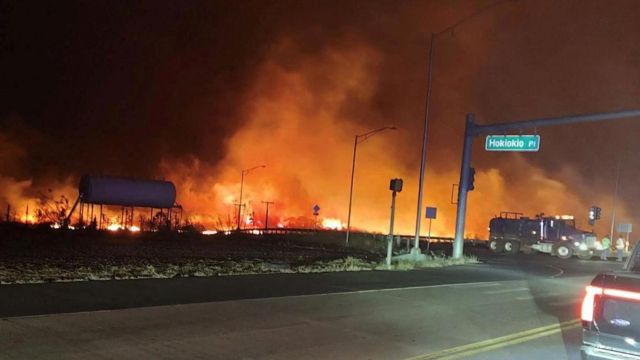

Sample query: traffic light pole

[452,109,640,259]
[452,114,476,259]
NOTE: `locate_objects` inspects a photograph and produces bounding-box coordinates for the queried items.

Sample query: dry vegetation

[0,224,477,284]
[0,224,383,284]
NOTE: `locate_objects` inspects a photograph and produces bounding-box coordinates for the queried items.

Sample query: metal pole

[345,136,358,247]
[414,32,436,251]
[452,114,476,259]
[478,109,640,134]
[386,191,397,267]
[610,159,621,239]
[426,218,432,254]
[262,201,273,230]
[237,171,245,230]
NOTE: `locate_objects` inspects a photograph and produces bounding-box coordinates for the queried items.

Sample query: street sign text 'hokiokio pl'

[485,135,540,152]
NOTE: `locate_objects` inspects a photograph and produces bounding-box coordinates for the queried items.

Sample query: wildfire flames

[0,37,631,239]
[1,2,636,239]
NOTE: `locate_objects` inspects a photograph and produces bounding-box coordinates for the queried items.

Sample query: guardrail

[234,228,485,244]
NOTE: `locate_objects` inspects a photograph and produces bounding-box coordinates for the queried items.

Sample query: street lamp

[345,126,396,246]
[610,158,621,240]
[413,0,516,254]
[237,164,266,231]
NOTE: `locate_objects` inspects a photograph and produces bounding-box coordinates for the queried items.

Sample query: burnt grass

[0,223,383,281]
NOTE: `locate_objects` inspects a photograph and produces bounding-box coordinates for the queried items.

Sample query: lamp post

[413,0,516,253]
[610,158,621,240]
[345,126,396,246]
[237,164,266,231]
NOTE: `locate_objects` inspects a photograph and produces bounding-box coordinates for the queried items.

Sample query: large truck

[488,211,600,260]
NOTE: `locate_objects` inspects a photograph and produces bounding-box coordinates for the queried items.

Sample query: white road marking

[484,287,530,295]
[450,282,501,288]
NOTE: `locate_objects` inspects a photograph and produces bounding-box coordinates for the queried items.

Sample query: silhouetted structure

[66,175,180,229]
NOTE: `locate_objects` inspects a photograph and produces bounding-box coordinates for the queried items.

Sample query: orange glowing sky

[2,1,640,238]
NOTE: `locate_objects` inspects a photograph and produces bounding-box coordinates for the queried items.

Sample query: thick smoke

[1,0,639,237]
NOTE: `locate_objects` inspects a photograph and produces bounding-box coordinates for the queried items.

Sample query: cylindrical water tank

[79,175,176,208]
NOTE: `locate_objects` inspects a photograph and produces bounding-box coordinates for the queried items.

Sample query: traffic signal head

[467,167,476,191]
[589,206,602,223]
[389,178,403,192]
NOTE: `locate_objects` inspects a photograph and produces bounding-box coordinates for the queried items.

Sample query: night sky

[2,0,640,235]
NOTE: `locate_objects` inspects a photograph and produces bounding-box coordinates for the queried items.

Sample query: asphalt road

[0,251,625,359]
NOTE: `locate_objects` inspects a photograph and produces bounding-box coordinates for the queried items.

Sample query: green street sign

[485,135,540,152]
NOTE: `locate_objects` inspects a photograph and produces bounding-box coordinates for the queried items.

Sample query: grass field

[0,223,383,283]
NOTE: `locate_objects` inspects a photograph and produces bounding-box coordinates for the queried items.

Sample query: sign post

[425,207,437,253]
[313,204,320,229]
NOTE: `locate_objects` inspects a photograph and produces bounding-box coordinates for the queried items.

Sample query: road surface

[0,251,624,359]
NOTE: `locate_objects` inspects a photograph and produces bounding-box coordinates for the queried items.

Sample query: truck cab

[488,212,597,259]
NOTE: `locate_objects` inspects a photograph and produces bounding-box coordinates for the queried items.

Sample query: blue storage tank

[79,175,176,208]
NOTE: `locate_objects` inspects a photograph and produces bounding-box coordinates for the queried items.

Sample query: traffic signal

[588,206,602,225]
[389,178,403,192]
[467,167,476,191]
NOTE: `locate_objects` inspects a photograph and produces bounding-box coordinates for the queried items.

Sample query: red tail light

[581,285,602,322]
[581,285,640,324]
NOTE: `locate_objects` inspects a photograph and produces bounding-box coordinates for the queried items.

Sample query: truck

[488,211,600,260]
[581,244,640,359]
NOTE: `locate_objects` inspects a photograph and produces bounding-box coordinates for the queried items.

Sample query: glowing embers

[106,223,140,232]
[107,223,124,231]
[321,218,344,230]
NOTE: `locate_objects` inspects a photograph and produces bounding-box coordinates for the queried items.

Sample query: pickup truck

[581,243,640,359]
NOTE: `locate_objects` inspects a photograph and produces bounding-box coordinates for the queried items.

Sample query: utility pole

[237,165,266,231]
[237,172,245,230]
[262,201,274,230]
[234,203,245,230]
[453,109,640,259]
